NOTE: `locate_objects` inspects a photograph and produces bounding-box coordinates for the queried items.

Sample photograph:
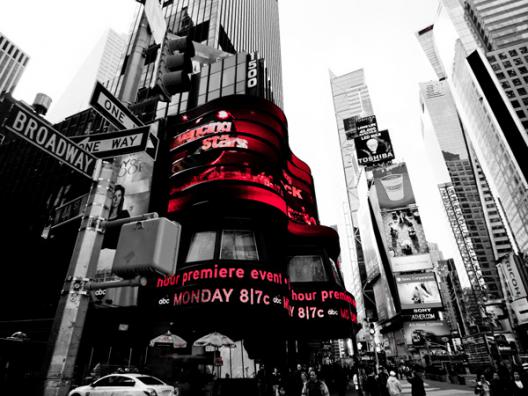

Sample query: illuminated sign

[147,261,356,334]
[171,121,233,149]
[355,129,394,166]
[167,101,319,225]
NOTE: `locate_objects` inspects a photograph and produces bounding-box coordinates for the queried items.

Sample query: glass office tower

[418,0,528,253]
[0,32,29,94]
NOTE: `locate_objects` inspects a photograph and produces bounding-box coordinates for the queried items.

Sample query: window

[137,376,164,386]
[186,231,216,262]
[518,87,527,95]
[220,230,258,260]
[288,255,328,282]
[329,258,344,287]
[513,78,522,86]
[496,72,505,79]
[93,376,130,387]
[501,81,511,89]
[508,69,516,77]
[516,110,526,118]
[519,66,527,73]
[509,50,518,57]
[512,100,520,108]
[514,58,523,66]
[504,61,512,68]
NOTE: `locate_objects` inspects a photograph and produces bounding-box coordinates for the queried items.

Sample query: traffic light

[157,35,195,99]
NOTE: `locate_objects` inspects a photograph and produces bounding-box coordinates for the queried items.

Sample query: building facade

[49,29,128,123]
[0,32,29,94]
[419,79,508,300]
[418,0,528,254]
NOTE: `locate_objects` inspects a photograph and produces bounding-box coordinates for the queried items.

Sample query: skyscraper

[0,32,29,94]
[48,29,128,123]
[418,0,528,253]
[329,69,377,326]
[419,79,509,300]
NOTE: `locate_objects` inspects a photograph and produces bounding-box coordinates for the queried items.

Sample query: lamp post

[369,326,379,373]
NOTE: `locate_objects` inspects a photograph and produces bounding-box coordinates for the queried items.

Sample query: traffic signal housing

[157,35,195,99]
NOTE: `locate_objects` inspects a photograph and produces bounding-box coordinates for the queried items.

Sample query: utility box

[112,217,181,279]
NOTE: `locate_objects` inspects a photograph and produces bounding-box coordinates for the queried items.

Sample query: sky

[1,0,464,287]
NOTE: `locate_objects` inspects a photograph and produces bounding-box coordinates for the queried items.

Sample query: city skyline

[1,0,464,271]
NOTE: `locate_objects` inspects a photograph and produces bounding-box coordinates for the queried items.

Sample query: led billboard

[403,321,451,346]
[372,163,416,210]
[396,272,442,310]
[354,129,394,167]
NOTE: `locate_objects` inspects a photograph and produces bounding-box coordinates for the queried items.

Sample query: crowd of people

[474,363,528,396]
[255,362,350,396]
[359,365,425,396]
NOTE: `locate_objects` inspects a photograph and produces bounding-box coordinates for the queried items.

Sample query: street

[344,379,474,396]
[400,379,474,395]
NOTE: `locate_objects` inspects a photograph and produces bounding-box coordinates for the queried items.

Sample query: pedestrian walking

[386,371,402,396]
[364,369,379,396]
[511,371,527,396]
[378,367,390,396]
[407,369,425,396]
[301,370,330,396]
[474,374,491,396]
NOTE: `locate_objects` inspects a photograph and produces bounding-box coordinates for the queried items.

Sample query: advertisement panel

[501,254,528,301]
[144,261,357,336]
[167,97,319,226]
[343,116,357,140]
[373,163,416,209]
[511,298,528,325]
[356,115,377,136]
[403,307,441,322]
[381,206,429,261]
[396,272,442,310]
[354,129,394,167]
[403,321,451,346]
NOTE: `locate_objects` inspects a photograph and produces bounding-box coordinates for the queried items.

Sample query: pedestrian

[407,369,425,396]
[386,371,402,396]
[364,369,380,396]
[302,370,330,396]
[377,367,390,396]
[474,374,491,396]
[300,372,309,396]
[490,372,505,395]
[511,371,527,396]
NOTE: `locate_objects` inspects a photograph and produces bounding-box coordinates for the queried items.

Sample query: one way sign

[70,126,159,160]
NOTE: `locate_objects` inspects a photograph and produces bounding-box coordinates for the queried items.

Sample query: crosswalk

[400,381,474,395]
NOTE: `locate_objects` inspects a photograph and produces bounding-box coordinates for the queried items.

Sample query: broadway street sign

[50,193,90,229]
[90,82,143,130]
[1,96,98,179]
[71,126,158,160]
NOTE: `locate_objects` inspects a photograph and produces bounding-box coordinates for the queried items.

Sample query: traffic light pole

[43,161,116,396]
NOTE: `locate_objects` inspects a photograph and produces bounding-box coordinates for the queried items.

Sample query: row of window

[185,229,343,285]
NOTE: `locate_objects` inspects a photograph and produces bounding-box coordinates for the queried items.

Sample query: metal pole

[43,161,116,396]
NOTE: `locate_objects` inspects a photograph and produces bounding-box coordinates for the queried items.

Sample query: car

[68,373,176,396]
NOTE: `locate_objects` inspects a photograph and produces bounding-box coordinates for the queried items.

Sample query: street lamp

[369,325,380,373]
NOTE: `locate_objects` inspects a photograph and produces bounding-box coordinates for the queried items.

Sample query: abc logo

[94,289,106,298]
[158,297,170,305]
[327,309,338,316]
[273,296,282,304]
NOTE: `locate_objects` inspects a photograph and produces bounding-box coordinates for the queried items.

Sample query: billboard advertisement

[354,129,394,167]
[356,115,377,136]
[167,95,319,226]
[511,298,528,325]
[343,116,357,140]
[381,206,429,260]
[499,254,528,301]
[396,272,442,310]
[373,163,416,209]
[403,321,451,346]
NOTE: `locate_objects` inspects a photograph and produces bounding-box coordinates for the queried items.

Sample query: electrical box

[112,217,181,279]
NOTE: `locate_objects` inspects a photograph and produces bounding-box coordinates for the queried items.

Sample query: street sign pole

[43,160,116,396]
